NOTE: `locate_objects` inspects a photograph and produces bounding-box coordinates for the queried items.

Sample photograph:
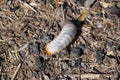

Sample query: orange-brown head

[45,47,52,55]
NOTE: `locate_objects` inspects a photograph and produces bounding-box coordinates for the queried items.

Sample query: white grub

[45,22,76,55]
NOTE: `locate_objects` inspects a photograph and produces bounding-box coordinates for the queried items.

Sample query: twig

[81,74,100,79]
[19,0,37,13]
[65,74,101,79]
[11,42,29,53]
[0,38,12,42]
[11,63,22,80]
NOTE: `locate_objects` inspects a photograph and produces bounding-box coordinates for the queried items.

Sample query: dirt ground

[0,0,120,80]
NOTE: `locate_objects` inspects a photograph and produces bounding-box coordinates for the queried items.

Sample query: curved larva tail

[45,22,76,55]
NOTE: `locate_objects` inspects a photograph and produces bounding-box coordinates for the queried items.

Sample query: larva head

[45,47,52,55]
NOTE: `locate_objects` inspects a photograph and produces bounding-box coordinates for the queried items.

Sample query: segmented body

[45,22,76,55]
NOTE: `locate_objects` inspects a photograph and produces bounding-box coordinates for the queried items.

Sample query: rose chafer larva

[45,22,76,55]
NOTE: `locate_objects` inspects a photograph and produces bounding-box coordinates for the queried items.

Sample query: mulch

[0,0,120,80]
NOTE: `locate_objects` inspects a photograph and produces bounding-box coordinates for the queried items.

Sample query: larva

[45,22,76,55]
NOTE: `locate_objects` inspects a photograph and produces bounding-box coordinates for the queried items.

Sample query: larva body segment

[46,22,76,55]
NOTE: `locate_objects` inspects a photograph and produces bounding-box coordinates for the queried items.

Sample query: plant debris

[0,0,120,80]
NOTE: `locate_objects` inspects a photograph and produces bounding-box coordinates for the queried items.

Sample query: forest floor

[0,0,120,80]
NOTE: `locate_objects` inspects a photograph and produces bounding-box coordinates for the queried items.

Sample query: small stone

[70,60,76,67]
[70,58,82,67]
[60,49,69,57]
[70,47,83,57]
[42,34,54,43]
[96,49,105,64]
[96,20,104,28]
[61,62,68,71]
[110,5,120,17]
[43,74,50,80]
[32,42,40,55]
[77,44,86,50]
[74,58,82,67]
[48,34,54,40]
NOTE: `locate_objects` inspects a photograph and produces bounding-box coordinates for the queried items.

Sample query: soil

[0,0,120,80]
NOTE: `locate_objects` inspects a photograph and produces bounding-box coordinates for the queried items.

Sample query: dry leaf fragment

[100,1,112,8]
[79,10,89,21]
[107,50,114,56]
